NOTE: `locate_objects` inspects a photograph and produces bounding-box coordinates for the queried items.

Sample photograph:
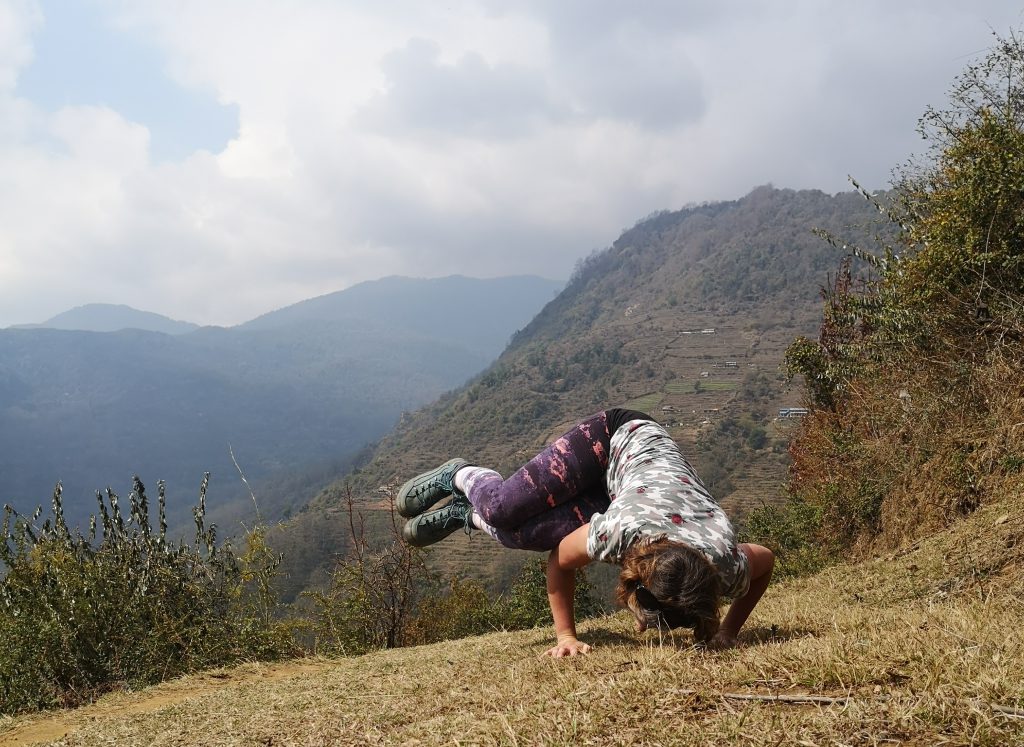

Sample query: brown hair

[616,538,722,643]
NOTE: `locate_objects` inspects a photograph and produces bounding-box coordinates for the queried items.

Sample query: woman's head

[616,538,722,643]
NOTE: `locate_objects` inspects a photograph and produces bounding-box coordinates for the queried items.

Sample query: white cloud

[0,0,39,91]
[359,38,558,139]
[1,0,1022,326]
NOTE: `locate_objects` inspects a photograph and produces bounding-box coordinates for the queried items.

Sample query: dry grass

[3,494,1023,746]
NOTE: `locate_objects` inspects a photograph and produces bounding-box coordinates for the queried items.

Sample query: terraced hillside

[274,187,893,596]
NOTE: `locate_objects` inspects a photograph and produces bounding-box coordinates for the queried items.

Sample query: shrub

[305,487,431,655]
[0,477,296,715]
[405,576,498,644]
[778,30,1024,554]
[405,560,603,646]
[309,488,605,653]
[741,494,829,579]
[495,558,603,630]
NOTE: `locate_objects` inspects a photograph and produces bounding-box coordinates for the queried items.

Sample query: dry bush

[307,487,604,653]
[765,31,1024,560]
[790,350,1024,550]
[305,486,431,654]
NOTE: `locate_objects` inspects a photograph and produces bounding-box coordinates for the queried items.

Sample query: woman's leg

[458,411,612,530]
[479,488,610,551]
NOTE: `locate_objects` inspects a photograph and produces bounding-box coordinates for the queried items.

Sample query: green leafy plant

[0,476,296,714]
[741,493,829,579]
[495,558,603,631]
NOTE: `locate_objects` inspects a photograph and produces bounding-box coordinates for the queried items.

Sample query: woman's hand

[718,544,775,645]
[544,526,594,660]
[707,631,738,650]
[543,637,592,658]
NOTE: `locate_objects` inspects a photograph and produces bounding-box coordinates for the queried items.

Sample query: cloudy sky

[1,1,1021,327]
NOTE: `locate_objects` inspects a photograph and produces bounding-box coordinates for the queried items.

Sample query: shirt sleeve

[586,511,630,563]
[718,544,751,598]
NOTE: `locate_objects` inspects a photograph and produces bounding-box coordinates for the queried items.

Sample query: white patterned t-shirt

[586,420,750,598]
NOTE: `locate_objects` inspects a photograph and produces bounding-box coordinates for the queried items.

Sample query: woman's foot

[396,458,469,517]
[401,494,473,547]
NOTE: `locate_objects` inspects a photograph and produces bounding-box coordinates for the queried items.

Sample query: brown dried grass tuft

[788,338,1024,556]
[876,352,1024,547]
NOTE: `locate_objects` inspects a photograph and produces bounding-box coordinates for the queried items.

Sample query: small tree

[306,485,433,654]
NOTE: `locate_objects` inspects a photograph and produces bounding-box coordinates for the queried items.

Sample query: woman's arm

[714,543,775,648]
[543,523,593,657]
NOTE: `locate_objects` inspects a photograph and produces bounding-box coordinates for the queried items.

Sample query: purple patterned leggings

[459,411,612,551]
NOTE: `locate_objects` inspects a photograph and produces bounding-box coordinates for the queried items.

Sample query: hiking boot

[401,494,473,547]
[396,458,469,518]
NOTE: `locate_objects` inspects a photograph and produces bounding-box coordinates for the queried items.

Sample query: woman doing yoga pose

[397,409,775,656]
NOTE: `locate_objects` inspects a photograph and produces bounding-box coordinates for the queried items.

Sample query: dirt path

[0,660,333,747]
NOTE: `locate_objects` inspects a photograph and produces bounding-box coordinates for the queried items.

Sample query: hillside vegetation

[773,30,1024,567]
[3,490,1021,745]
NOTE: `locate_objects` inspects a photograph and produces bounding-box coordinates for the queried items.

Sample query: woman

[397,409,775,656]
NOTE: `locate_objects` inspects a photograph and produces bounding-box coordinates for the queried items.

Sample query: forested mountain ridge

[277,186,895,596]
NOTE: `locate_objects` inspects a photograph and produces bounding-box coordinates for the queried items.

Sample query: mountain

[272,186,896,598]
[242,275,564,362]
[12,304,200,335]
[0,276,562,530]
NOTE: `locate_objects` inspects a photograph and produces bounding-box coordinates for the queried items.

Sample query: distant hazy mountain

[13,304,200,335]
[0,275,562,530]
[242,275,564,362]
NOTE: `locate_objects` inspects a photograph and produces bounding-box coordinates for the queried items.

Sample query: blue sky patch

[16,0,238,162]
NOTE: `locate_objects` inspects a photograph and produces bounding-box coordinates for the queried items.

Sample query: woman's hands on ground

[543,637,591,657]
[708,631,738,650]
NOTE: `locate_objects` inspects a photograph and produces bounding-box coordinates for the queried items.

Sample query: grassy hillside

[4,487,1021,746]
[274,187,893,597]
